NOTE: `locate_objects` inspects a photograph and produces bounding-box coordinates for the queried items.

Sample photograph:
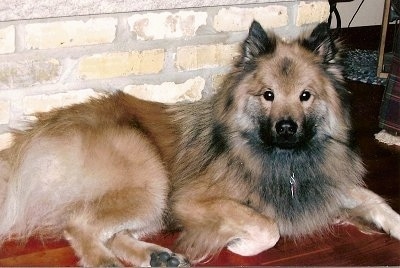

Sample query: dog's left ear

[300,23,338,63]
[238,21,276,70]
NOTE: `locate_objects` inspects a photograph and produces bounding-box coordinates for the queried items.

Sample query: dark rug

[343,49,400,144]
[342,49,387,85]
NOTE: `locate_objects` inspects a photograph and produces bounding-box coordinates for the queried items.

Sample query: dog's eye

[300,90,311,102]
[263,90,274,101]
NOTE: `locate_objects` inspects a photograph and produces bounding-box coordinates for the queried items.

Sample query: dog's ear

[239,21,276,70]
[300,23,338,63]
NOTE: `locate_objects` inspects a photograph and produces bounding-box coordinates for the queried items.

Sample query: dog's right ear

[239,21,276,70]
[300,23,338,63]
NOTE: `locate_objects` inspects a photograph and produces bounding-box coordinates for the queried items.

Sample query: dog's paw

[375,205,400,240]
[383,212,400,240]
[227,221,280,256]
[150,251,189,267]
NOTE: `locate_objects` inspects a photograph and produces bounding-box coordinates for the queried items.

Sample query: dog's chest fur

[241,148,344,236]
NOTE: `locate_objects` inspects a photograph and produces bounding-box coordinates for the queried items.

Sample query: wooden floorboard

[0,27,399,266]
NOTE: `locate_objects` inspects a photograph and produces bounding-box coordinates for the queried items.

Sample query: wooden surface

[1,223,400,266]
[1,28,400,266]
[377,0,391,78]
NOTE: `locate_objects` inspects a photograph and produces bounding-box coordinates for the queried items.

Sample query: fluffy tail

[0,155,65,244]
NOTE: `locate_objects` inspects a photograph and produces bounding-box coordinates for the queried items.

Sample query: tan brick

[176,44,239,71]
[0,99,10,124]
[213,6,288,32]
[296,1,330,26]
[25,18,117,49]
[123,76,205,103]
[0,59,60,89]
[79,49,165,80]
[0,26,15,54]
[23,89,100,114]
[0,132,13,151]
[128,11,207,40]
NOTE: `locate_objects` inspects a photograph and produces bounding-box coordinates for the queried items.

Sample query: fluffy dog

[0,21,399,266]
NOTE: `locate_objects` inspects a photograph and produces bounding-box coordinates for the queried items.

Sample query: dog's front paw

[370,203,400,240]
[378,206,400,240]
[150,251,189,267]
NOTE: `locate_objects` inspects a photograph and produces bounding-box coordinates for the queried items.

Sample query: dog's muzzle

[258,118,306,149]
[274,119,300,149]
[275,120,298,138]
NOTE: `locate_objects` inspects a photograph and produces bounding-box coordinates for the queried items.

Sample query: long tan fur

[0,21,399,267]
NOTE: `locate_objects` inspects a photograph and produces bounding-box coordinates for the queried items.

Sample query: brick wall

[0,0,329,149]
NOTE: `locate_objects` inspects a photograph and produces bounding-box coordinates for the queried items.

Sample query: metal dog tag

[289,173,296,198]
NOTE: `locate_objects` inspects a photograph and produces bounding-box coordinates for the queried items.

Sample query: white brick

[23,89,101,114]
[0,58,60,89]
[296,1,330,26]
[128,11,207,40]
[213,6,288,32]
[123,76,205,103]
[25,18,117,49]
[0,26,15,54]
[0,132,13,151]
[0,99,10,124]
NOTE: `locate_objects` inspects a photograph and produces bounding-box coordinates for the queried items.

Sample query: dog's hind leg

[65,185,187,267]
[174,198,280,263]
[64,215,123,267]
[64,187,162,267]
[342,186,400,240]
[60,128,187,266]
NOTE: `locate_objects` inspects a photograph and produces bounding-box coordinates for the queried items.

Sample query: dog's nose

[275,120,298,137]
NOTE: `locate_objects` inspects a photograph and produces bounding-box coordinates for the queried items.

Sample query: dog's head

[217,21,350,151]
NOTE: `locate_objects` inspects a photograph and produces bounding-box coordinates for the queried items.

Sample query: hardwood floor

[0,26,399,266]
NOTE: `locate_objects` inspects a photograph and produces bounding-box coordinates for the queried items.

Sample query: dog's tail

[0,148,65,244]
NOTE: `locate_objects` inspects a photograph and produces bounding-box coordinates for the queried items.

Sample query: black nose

[275,120,298,137]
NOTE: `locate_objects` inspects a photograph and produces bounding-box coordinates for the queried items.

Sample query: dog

[0,21,399,267]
